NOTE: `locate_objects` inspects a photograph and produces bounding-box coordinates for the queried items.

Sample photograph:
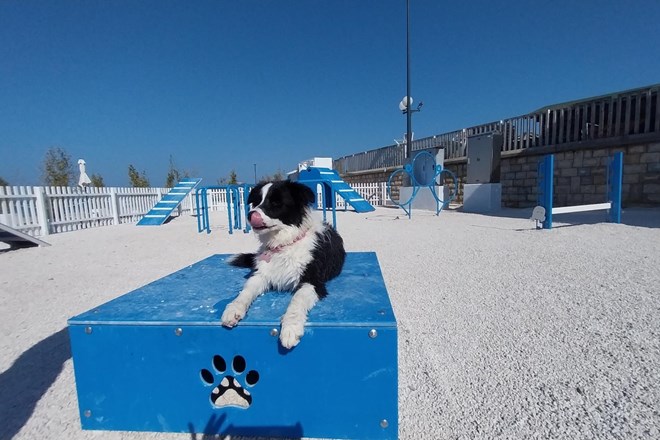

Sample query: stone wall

[501,142,660,207]
[338,142,660,208]
[442,161,466,204]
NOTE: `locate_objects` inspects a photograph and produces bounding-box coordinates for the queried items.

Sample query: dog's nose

[248,211,266,228]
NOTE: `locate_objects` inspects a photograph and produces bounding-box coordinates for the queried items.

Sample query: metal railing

[334,144,405,174]
[334,83,660,172]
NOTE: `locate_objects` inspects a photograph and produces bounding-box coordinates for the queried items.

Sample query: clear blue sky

[1,0,659,187]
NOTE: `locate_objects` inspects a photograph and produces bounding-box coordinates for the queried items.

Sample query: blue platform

[297,168,376,213]
[137,178,202,226]
[68,252,398,439]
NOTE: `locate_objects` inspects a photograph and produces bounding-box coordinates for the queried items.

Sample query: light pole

[253,164,257,184]
[400,0,423,160]
[406,0,411,159]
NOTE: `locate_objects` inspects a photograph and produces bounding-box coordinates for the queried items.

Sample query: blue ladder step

[137,178,202,226]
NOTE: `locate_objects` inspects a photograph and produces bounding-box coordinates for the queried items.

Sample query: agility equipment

[296,168,375,213]
[387,150,457,218]
[533,152,623,229]
[295,168,375,230]
[68,252,398,439]
[0,222,50,248]
[196,184,252,234]
[137,179,202,226]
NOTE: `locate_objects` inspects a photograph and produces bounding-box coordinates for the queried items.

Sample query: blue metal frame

[196,185,254,235]
[536,152,623,229]
[386,150,458,219]
[296,179,338,230]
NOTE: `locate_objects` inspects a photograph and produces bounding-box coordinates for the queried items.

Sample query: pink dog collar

[258,231,307,263]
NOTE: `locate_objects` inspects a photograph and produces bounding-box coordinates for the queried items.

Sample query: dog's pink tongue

[249,211,266,228]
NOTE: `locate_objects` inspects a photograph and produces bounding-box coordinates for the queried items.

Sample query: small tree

[128,164,150,187]
[216,170,238,185]
[90,173,105,187]
[228,170,238,185]
[41,147,75,186]
[260,168,286,182]
[0,176,8,186]
[165,155,181,188]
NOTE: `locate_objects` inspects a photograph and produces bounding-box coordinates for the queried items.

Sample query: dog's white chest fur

[255,232,316,291]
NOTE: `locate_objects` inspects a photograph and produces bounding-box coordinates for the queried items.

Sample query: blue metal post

[231,187,241,231]
[317,182,327,223]
[226,187,234,235]
[541,155,554,230]
[330,183,337,230]
[608,152,623,224]
[195,188,203,233]
[242,184,252,233]
[203,188,211,234]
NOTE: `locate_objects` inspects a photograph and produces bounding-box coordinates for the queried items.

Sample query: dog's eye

[270,200,282,208]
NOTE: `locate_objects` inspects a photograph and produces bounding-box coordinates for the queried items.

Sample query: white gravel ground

[1,206,659,440]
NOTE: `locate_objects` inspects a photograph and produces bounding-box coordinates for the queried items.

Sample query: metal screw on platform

[270,328,279,337]
[175,328,183,336]
[84,326,92,334]
[84,410,92,418]
[380,419,389,428]
[368,329,378,339]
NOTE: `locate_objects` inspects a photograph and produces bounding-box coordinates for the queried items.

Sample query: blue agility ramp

[297,167,375,213]
[137,178,202,226]
[68,252,398,439]
[0,222,50,248]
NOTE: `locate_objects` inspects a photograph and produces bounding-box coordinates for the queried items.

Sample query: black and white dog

[221,180,345,349]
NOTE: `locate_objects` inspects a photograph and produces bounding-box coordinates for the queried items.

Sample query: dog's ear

[247,183,265,207]
[290,181,316,205]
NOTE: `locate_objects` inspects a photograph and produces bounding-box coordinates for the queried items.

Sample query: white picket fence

[0,186,194,237]
[0,182,390,238]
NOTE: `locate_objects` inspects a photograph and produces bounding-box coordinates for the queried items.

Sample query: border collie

[221,180,346,349]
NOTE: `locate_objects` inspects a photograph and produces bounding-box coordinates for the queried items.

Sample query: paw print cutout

[200,355,259,409]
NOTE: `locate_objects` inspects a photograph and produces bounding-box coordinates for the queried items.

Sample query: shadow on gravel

[0,328,71,440]
[188,413,303,440]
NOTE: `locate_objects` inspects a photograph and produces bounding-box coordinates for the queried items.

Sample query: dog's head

[246,181,315,235]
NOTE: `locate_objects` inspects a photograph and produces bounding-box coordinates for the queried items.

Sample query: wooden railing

[335,83,660,171]
[334,144,405,174]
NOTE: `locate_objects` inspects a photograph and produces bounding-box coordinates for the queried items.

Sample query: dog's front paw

[221,301,247,327]
[279,322,304,349]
